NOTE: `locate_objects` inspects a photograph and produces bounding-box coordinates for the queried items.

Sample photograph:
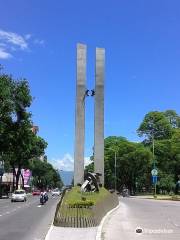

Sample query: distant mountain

[59,171,74,186]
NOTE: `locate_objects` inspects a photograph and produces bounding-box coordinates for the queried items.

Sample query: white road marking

[37,205,42,208]
[0,214,2,217]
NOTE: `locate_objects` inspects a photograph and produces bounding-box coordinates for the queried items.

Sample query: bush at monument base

[68,200,94,207]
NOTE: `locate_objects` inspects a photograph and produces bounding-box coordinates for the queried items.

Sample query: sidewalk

[129,195,154,199]
[45,200,120,240]
[45,226,98,240]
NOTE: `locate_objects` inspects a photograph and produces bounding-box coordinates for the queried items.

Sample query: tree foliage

[0,72,49,190]
[30,158,63,190]
[137,111,173,141]
[86,109,180,194]
[103,136,152,193]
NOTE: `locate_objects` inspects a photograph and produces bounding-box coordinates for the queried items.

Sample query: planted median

[54,187,118,228]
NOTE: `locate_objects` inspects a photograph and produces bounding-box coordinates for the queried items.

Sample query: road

[102,197,180,240]
[0,194,59,240]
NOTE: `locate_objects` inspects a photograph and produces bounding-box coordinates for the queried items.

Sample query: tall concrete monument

[74,44,105,186]
[94,48,105,185]
[74,44,86,185]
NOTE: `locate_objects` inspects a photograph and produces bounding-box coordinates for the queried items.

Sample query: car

[11,190,27,202]
[51,188,61,196]
[32,190,41,196]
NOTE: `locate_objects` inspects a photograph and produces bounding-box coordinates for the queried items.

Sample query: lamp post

[151,133,157,197]
[114,151,117,192]
[152,134,155,169]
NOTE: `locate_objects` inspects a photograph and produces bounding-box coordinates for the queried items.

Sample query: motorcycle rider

[40,190,49,204]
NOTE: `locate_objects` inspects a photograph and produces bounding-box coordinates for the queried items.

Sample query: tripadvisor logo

[136,227,143,234]
[135,227,173,234]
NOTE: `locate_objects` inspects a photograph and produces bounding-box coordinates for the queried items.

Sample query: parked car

[51,188,61,196]
[32,190,41,196]
[11,190,27,202]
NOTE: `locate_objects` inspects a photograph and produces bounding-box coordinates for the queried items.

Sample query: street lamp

[152,134,155,169]
[114,151,117,192]
[150,133,158,197]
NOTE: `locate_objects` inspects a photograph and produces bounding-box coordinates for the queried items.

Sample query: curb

[96,201,120,240]
[44,199,120,240]
[45,225,54,240]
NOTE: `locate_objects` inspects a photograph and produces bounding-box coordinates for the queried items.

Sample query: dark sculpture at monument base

[80,172,102,192]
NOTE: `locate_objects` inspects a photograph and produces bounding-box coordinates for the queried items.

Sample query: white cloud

[51,154,92,171]
[0,29,28,49]
[51,153,74,171]
[34,39,45,45]
[0,29,45,59]
[0,48,12,59]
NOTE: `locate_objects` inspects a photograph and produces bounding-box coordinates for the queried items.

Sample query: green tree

[164,110,180,129]
[104,136,152,193]
[0,74,14,154]
[30,159,63,190]
[170,129,180,180]
[157,171,175,194]
[137,111,172,141]
[0,73,47,190]
[138,110,180,194]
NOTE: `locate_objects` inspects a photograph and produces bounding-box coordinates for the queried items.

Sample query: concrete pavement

[45,226,98,240]
[0,195,59,240]
[2,195,179,240]
[45,197,180,240]
[101,197,180,240]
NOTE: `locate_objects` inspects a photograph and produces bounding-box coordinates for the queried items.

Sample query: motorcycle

[40,194,46,205]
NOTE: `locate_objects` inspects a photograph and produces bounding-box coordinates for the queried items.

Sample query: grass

[64,186,110,205]
[138,194,180,201]
[156,195,180,201]
[58,187,111,218]
[135,193,180,201]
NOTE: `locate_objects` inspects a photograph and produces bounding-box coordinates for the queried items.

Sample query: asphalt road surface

[102,197,180,240]
[0,194,60,240]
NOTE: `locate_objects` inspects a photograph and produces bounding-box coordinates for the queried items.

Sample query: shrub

[172,195,180,201]
[68,200,94,207]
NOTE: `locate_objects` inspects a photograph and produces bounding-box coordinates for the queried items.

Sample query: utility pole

[114,151,117,192]
[151,133,157,197]
[114,140,118,192]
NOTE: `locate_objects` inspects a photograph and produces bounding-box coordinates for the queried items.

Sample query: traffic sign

[151,169,158,176]
[152,176,158,184]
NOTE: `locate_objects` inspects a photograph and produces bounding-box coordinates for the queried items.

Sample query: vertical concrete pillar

[94,48,105,185]
[74,44,86,185]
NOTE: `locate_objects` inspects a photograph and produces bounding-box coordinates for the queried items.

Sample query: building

[31,125,39,135]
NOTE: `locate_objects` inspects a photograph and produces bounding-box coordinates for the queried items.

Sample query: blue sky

[0,0,179,171]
